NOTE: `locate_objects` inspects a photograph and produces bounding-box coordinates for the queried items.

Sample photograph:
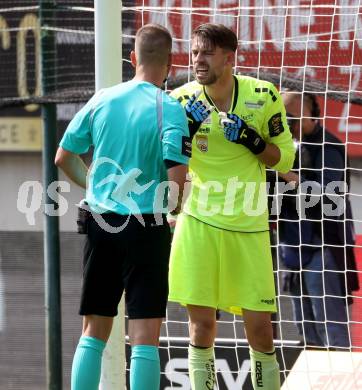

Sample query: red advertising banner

[137,0,362,155]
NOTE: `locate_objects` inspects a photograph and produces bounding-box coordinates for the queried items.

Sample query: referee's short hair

[192,23,238,53]
[135,24,172,66]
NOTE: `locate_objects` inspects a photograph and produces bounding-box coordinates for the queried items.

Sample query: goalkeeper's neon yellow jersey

[171,75,296,232]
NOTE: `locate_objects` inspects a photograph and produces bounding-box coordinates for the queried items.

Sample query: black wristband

[237,127,266,154]
[187,119,200,138]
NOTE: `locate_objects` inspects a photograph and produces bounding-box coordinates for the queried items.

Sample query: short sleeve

[262,83,296,173]
[161,95,190,166]
[59,94,98,154]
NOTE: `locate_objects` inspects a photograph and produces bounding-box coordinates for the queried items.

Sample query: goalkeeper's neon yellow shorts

[168,214,277,315]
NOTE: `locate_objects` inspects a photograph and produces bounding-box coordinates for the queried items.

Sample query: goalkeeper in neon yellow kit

[168,23,296,390]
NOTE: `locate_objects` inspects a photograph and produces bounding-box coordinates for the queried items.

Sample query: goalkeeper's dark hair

[135,24,172,66]
[192,23,238,52]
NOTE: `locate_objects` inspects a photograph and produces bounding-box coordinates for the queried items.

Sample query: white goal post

[94,1,125,389]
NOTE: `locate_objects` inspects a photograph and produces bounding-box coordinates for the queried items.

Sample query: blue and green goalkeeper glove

[185,90,214,137]
[220,112,266,155]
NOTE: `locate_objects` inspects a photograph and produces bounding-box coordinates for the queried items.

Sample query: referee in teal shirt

[56,24,190,390]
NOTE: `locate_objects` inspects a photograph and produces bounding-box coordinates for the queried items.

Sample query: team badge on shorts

[196,134,208,152]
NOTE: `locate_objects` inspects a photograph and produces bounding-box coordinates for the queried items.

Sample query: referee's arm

[55,147,88,189]
[166,162,188,215]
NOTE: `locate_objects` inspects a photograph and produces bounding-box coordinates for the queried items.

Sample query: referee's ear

[130,51,137,68]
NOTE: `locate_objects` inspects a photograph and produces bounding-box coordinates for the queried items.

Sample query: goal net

[130,1,362,389]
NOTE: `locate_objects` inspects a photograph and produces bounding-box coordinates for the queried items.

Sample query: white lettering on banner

[338,67,362,133]
[294,367,362,390]
[164,358,251,390]
[238,0,250,49]
[339,0,362,49]
[17,13,40,112]
[164,358,189,390]
[254,0,286,51]
[144,0,361,54]
[282,351,362,390]
[218,359,251,388]
[289,1,317,51]
[0,15,11,50]
[212,0,236,29]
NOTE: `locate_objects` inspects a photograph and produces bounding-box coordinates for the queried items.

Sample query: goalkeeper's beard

[194,69,218,85]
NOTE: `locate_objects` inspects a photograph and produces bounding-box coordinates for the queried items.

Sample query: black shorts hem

[79,307,117,317]
[127,311,167,320]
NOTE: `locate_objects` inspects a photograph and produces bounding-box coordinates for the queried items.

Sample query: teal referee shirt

[60,80,190,214]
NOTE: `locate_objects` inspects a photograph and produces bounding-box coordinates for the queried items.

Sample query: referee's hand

[185,90,214,137]
[167,213,177,234]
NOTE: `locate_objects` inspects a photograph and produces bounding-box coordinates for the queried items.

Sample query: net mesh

[133,2,362,389]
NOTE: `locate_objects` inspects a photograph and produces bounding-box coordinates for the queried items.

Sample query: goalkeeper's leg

[243,309,280,390]
[187,305,217,390]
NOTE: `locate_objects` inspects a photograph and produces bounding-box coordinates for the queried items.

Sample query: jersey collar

[202,75,239,113]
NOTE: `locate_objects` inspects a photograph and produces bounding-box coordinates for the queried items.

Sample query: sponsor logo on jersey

[199,126,211,134]
[261,298,275,305]
[268,112,284,137]
[245,100,265,109]
[241,114,254,122]
[181,136,192,157]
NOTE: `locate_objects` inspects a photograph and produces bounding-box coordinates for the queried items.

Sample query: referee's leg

[125,217,171,390]
[71,315,113,390]
[128,318,164,389]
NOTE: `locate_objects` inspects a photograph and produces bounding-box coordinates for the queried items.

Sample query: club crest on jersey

[196,134,208,152]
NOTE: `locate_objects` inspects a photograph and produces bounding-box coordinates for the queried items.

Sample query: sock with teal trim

[71,335,106,390]
[188,344,216,390]
[130,345,160,390]
[249,347,280,390]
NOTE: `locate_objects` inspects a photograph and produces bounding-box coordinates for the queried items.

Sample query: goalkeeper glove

[220,112,266,155]
[185,90,214,137]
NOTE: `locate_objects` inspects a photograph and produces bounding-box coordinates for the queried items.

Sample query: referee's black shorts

[79,213,171,319]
